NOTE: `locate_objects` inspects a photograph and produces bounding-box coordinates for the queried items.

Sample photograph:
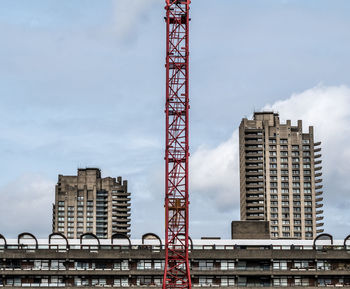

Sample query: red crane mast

[163,1,191,289]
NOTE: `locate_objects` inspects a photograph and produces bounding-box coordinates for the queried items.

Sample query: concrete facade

[0,236,349,288]
[239,112,324,240]
[52,168,131,239]
[231,221,270,239]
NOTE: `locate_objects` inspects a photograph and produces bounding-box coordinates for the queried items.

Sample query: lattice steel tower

[163,1,192,289]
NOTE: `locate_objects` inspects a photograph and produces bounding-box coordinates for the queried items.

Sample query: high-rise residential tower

[239,112,324,240]
[52,168,131,239]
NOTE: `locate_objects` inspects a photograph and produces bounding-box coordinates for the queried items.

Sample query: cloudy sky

[0,0,350,239]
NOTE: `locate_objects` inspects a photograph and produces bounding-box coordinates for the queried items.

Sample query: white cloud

[189,84,350,238]
[0,174,55,238]
[190,132,239,211]
[113,0,161,41]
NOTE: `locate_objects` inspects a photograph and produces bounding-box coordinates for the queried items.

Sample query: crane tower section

[163,1,191,289]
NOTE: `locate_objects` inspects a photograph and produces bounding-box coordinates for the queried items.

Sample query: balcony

[315,185,323,190]
[314,141,321,146]
[316,191,323,196]
[317,228,325,234]
[116,223,131,228]
[315,154,322,159]
[315,172,322,177]
[314,147,322,152]
[317,222,324,227]
[116,208,131,212]
[316,203,323,208]
[316,210,324,215]
[315,178,323,183]
[315,160,322,165]
[316,197,323,202]
[245,140,263,145]
[315,166,322,171]
[317,216,324,221]
[113,213,131,218]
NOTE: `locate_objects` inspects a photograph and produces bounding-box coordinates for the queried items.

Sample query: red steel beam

[163,1,191,289]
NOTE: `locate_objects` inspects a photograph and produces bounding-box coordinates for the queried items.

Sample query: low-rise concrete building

[0,233,349,288]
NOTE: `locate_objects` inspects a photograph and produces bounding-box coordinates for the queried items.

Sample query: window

[303,164,311,169]
[271,214,278,219]
[281,151,288,156]
[198,260,214,270]
[281,157,288,163]
[273,261,287,270]
[305,232,313,238]
[294,214,301,219]
[221,260,235,270]
[270,170,277,175]
[282,201,289,206]
[292,157,299,163]
[294,226,301,231]
[281,164,288,168]
[68,206,75,211]
[281,145,288,150]
[221,277,235,287]
[292,176,300,181]
[271,207,278,212]
[292,164,300,169]
[292,151,299,157]
[281,182,289,188]
[317,261,331,271]
[199,277,213,286]
[269,139,276,144]
[302,140,310,144]
[137,260,152,270]
[282,220,290,225]
[270,164,277,169]
[270,151,277,156]
[271,226,278,231]
[281,176,289,181]
[154,260,165,270]
[58,201,65,206]
[271,201,278,206]
[280,139,288,144]
[293,182,300,188]
[282,226,290,232]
